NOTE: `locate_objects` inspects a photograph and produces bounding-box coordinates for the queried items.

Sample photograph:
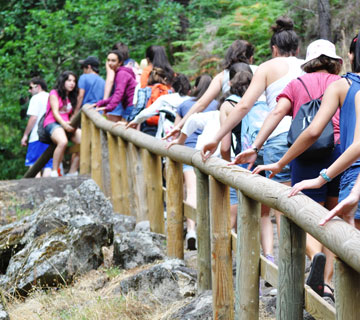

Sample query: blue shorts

[290,144,341,202]
[107,103,134,121]
[25,141,53,168]
[183,163,193,173]
[263,132,291,183]
[339,166,360,220]
[45,122,62,136]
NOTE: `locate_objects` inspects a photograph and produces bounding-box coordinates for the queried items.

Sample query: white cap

[302,39,343,66]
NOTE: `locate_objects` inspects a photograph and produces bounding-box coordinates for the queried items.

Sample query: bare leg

[50,127,68,172]
[261,205,273,256]
[184,169,197,232]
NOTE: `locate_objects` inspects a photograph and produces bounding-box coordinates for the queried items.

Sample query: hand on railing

[252,161,283,179]
[162,125,180,140]
[228,148,257,170]
[288,176,326,197]
[166,132,187,149]
[319,192,358,226]
[201,139,219,162]
[125,120,138,129]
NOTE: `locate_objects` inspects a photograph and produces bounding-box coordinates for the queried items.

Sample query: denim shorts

[25,141,53,168]
[263,132,291,183]
[183,163,193,173]
[45,122,62,136]
[107,103,134,121]
[339,166,360,220]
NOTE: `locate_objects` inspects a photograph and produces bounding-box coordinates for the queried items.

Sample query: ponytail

[351,32,360,72]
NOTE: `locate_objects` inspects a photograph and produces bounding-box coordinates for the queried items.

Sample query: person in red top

[139,45,174,89]
[235,39,343,301]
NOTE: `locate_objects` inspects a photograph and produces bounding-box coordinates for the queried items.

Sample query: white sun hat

[302,39,343,66]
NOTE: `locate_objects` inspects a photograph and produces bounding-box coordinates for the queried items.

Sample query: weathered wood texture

[195,168,211,293]
[126,142,148,222]
[166,158,184,259]
[276,216,306,320]
[304,285,335,320]
[209,176,233,320]
[100,130,111,197]
[141,149,164,234]
[334,258,360,320]
[80,112,91,175]
[107,132,122,213]
[235,192,260,320]
[117,137,130,215]
[90,121,103,190]
[24,109,81,178]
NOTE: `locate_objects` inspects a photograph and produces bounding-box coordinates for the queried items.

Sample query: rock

[0,303,9,320]
[0,179,115,296]
[168,290,213,320]
[1,222,109,296]
[113,231,166,269]
[112,214,136,234]
[134,220,150,232]
[115,259,196,306]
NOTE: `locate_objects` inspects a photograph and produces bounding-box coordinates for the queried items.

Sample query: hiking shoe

[186,230,197,250]
[306,252,326,296]
[50,170,59,177]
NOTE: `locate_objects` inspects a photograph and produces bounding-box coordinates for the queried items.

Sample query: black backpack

[287,77,334,161]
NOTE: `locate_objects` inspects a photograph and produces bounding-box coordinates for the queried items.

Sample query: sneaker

[50,170,59,177]
[66,171,78,177]
[186,230,197,250]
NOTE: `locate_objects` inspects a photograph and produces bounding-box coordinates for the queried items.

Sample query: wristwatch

[319,168,332,182]
[251,144,259,154]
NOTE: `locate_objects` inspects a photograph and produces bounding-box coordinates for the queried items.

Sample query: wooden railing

[30,105,360,319]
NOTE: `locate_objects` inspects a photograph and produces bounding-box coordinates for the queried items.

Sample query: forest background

[0,0,358,179]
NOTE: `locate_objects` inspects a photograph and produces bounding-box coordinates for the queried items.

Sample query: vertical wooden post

[209,176,234,320]
[235,191,260,320]
[107,132,122,213]
[195,168,211,293]
[117,137,130,215]
[80,112,91,175]
[141,149,164,234]
[276,216,306,320]
[334,258,360,320]
[100,130,111,197]
[166,158,184,259]
[90,121,103,190]
[126,142,148,222]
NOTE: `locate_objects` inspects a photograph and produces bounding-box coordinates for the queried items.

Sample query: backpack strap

[297,77,313,100]
[297,77,324,100]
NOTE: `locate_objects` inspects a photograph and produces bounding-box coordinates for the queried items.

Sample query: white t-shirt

[27,91,49,143]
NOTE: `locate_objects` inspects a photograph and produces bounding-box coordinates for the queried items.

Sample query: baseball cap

[79,56,100,68]
[302,39,343,66]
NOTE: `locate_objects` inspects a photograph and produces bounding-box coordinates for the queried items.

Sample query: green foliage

[172,0,286,77]
[0,0,184,179]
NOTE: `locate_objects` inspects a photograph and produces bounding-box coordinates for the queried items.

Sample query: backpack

[37,108,52,144]
[145,83,172,126]
[225,95,242,155]
[287,77,334,161]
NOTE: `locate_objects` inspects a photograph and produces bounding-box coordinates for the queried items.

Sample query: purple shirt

[96,66,137,112]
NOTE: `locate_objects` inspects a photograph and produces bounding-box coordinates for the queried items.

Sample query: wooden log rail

[81,105,360,319]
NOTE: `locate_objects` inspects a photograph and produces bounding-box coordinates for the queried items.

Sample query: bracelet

[251,144,259,154]
[319,168,332,182]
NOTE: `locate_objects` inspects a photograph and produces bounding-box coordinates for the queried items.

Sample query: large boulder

[113,231,166,269]
[114,259,196,305]
[0,179,114,295]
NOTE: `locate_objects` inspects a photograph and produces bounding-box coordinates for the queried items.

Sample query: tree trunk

[318,0,331,40]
